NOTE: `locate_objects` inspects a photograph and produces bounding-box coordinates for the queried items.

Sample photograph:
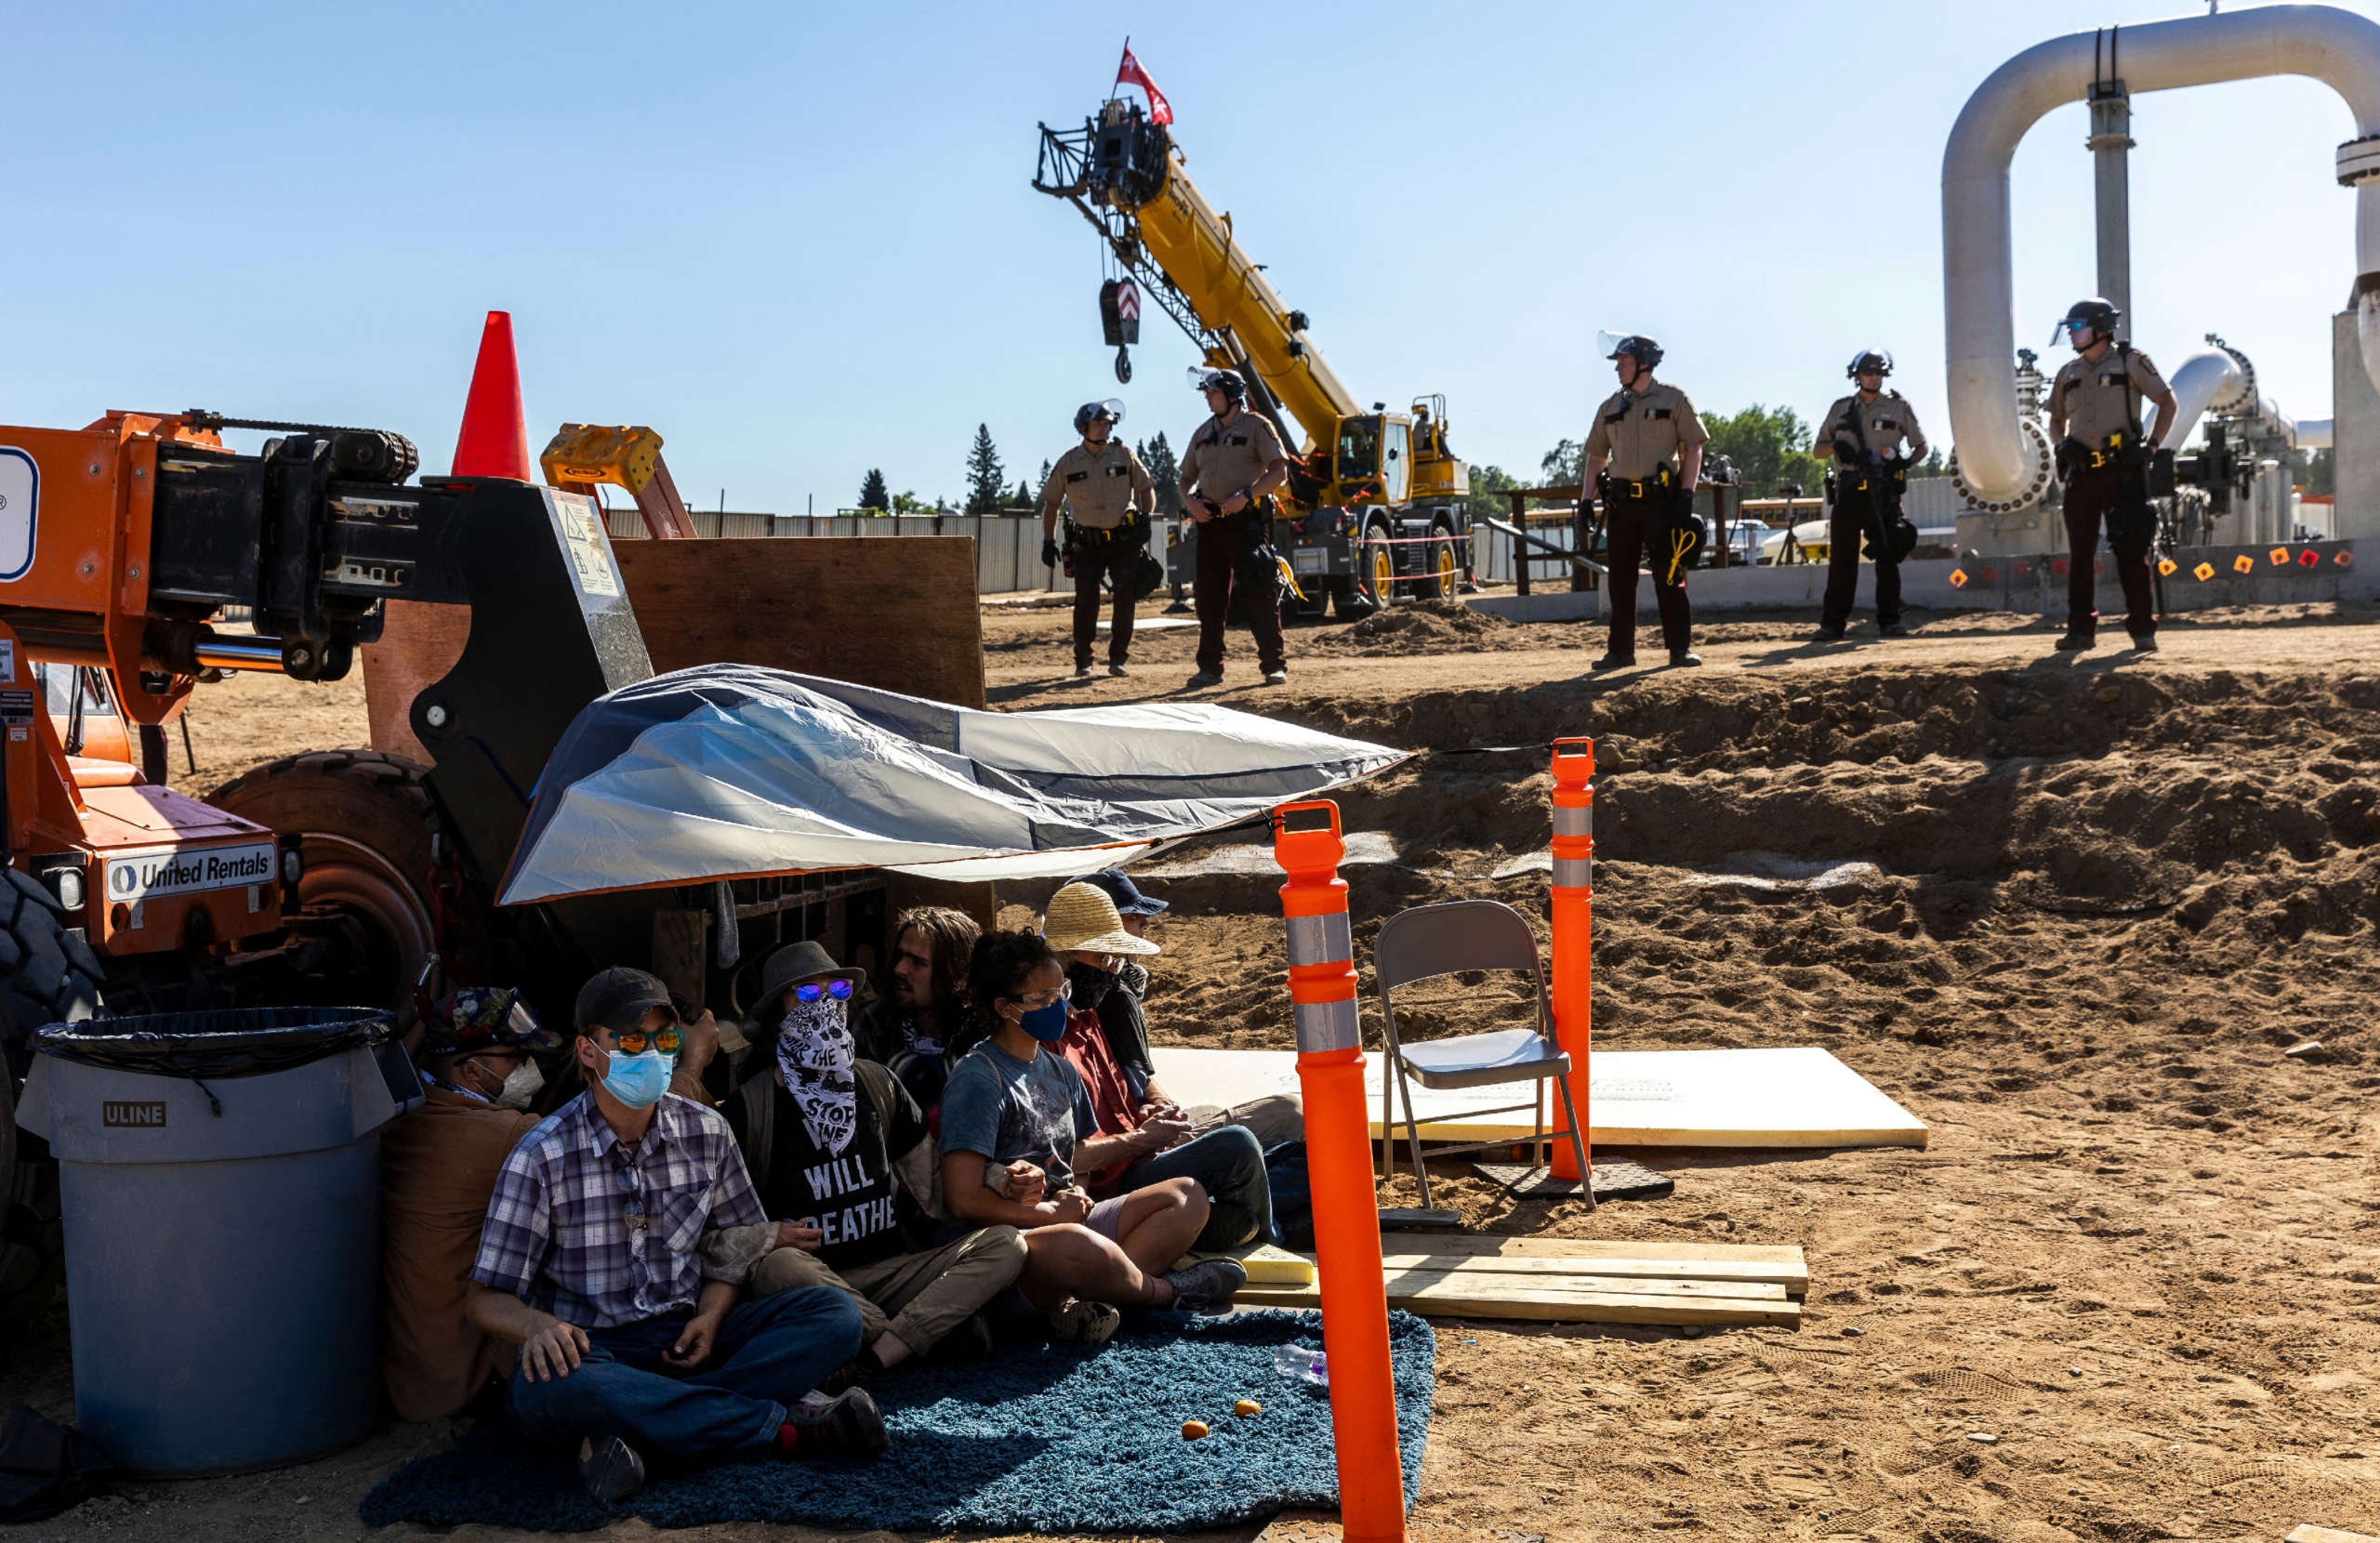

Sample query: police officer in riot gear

[1178,366,1292,687]
[1812,350,1928,642]
[1582,334,1709,669]
[1040,399,1157,678]
[2046,298,2178,653]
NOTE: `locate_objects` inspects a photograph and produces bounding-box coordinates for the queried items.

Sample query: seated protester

[1077,868,1302,1148]
[937,930,1246,1342]
[1042,884,1272,1252]
[465,967,885,1504]
[852,905,980,1110]
[728,941,1027,1378]
[381,987,558,1423]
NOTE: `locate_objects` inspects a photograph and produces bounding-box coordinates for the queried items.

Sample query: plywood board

[613,537,986,709]
[1399,1234,1807,1266]
[1149,1045,1927,1150]
[1235,1276,1798,1327]
[2288,1529,2380,1543]
[1370,1265,1788,1301]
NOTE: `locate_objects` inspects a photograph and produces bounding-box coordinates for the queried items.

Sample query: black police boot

[1669,650,1704,667]
[1590,652,1635,671]
[2053,631,2091,652]
[1813,623,1845,642]
[2129,631,2158,653]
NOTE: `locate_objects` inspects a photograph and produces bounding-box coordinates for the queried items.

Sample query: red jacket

[1056,1007,1141,1190]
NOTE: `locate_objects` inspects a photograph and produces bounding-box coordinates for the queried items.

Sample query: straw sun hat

[1041,882,1162,956]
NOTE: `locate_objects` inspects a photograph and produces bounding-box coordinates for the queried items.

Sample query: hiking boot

[2053,632,2091,652]
[1261,668,1288,686]
[1107,663,1129,677]
[783,1386,888,1460]
[1074,664,1094,679]
[2129,631,2158,653]
[1048,1299,1122,1343]
[1186,670,1224,688]
[1812,624,1845,642]
[1590,652,1635,671]
[578,1435,646,1502]
[1669,650,1704,668]
[1163,1256,1249,1313]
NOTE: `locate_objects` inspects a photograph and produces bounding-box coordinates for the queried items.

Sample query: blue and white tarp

[496,666,1408,904]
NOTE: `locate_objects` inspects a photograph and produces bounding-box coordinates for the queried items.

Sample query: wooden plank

[613,537,986,709]
[1375,1266,1789,1301]
[2287,1528,2380,1543]
[1375,1252,1806,1292]
[1235,1276,1799,1327]
[1189,1245,1315,1286]
[1392,1234,1806,1266]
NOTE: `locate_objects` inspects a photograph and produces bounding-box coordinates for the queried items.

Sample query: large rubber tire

[1364,516,1398,604]
[1414,520,1459,600]
[207,750,438,1014]
[0,889,101,1342]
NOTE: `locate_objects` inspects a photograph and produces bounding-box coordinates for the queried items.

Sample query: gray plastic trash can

[17,1008,423,1476]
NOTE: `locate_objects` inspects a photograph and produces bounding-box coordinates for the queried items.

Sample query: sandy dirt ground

[7,590,2380,1543]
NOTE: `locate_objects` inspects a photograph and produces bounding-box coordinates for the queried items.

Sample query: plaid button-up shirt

[470,1091,765,1330]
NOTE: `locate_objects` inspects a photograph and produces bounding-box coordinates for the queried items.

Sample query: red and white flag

[1116,45,1172,125]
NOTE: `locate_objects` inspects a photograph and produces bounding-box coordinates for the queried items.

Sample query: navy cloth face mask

[1021,1000,1071,1042]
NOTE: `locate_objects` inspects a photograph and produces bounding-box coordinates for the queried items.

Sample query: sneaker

[1048,1299,1122,1343]
[1812,625,1845,642]
[1186,670,1224,688]
[782,1386,888,1460]
[1669,650,1704,667]
[2129,632,2158,653]
[2054,632,2091,652]
[1107,663,1129,678]
[1074,664,1094,679]
[577,1434,646,1502]
[1163,1255,1249,1313]
[1261,668,1288,686]
[1590,653,1635,671]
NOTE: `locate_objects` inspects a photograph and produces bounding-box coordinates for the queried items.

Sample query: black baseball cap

[575,967,676,1035]
[1078,868,1168,917]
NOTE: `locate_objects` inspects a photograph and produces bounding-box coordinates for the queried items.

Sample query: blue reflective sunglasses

[794,980,854,1004]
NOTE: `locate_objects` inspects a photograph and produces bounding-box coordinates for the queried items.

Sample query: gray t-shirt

[937,1039,1098,1187]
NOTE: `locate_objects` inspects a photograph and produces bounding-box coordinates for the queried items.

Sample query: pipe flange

[2337,134,2380,187]
[1950,416,2055,515]
[2209,339,2256,418]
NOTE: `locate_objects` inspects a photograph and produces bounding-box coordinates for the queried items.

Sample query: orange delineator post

[1547,737,1594,1182]
[1274,799,1405,1543]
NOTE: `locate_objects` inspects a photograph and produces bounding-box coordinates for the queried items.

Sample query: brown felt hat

[1040,882,1161,956]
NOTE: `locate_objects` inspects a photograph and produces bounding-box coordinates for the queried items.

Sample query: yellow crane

[1034,99,1474,613]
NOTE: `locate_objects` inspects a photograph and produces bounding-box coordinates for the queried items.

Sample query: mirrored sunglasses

[613,1024,683,1056]
[794,980,855,1004]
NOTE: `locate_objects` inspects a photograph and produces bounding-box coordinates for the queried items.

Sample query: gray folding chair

[1373,898,1591,1211]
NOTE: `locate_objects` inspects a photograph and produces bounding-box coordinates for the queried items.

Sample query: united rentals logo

[104,842,276,903]
[102,1101,167,1128]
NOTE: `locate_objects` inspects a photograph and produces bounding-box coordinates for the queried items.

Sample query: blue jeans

[1114,1125,1272,1251]
[506,1286,861,1464]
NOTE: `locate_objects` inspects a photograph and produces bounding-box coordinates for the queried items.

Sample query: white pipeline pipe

[2152,347,2249,446]
[1943,5,2380,503]
[2295,415,2335,448]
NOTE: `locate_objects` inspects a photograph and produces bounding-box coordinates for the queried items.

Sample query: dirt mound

[1305,598,1545,656]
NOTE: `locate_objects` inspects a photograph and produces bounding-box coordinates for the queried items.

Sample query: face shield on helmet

[2053,299,2120,349]
[1074,398,1126,435]
[1596,330,1663,373]
[1187,364,1246,403]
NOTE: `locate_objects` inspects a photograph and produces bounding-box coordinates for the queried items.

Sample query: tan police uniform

[1817,389,1927,635]
[1040,440,1156,669]
[2049,346,2169,642]
[1584,381,1709,659]
[1179,407,1291,676]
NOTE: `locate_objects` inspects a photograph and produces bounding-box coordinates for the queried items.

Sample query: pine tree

[1139,431,1181,515]
[1013,477,1034,508]
[965,425,1006,515]
[857,468,890,511]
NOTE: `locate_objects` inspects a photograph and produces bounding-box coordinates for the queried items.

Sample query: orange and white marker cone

[1274,800,1404,1543]
[1547,738,1594,1186]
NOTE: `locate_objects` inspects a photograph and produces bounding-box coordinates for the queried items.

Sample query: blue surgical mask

[1020,1000,1071,1043]
[601,1047,675,1108]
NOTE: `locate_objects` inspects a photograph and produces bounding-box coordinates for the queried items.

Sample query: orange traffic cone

[451,310,531,481]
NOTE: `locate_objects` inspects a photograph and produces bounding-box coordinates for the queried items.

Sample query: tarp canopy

[496,665,1409,904]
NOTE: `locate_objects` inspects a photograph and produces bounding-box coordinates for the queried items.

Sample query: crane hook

[1114,345,1132,385]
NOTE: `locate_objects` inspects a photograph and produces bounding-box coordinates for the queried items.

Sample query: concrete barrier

[1467,538,2375,623]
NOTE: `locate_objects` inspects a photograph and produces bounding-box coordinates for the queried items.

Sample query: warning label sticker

[549,492,622,599]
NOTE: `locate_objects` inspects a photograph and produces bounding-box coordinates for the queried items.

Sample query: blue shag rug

[359,1309,1434,1534]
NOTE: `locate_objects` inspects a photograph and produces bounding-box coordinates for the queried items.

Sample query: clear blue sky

[4,2,2367,508]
